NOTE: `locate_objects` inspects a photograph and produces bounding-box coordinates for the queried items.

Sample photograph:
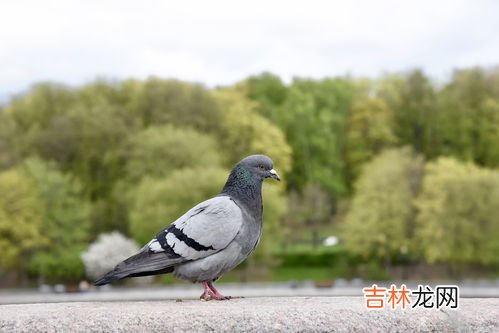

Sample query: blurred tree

[487,67,499,97]
[3,83,75,131]
[437,68,499,167]
[350,77,373,98]
[3,87,138,201]
[0,169,44,272]
[341,148,423,266]
[27,246,86,282]
[23,158,91,247]
[280,79,354,197]
[243,76,355,198]
[41,103,134,200]
[77,80,130,108]
[279,78,354,199]
[282,183,331,248]
[0,84,77,168]
[390,70,438,157]
[414,158,499,270]
[125,125,223,182]
[0,116,21,170]
[2,68,499,282]
[213,88,292,173]
[376,74,404,111]
[35,114,80,166]
[474,98,499,166]
[128,167,229,244]
[245,72,288,119]
[118,125,225,238]
[251,183,288,259]
[22,158,91,281]
[0,83,137,256]
[345,97,397,184]
[124,78,223,132]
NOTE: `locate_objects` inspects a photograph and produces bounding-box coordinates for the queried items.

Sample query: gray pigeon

[95,154,280,300]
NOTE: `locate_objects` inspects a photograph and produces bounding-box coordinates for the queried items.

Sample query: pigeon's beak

[269,169,280,181]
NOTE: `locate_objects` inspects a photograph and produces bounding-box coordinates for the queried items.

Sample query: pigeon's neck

[220,165,263,218]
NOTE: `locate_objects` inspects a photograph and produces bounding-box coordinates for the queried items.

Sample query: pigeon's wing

[148,195,243,260]
[95,196,243,286]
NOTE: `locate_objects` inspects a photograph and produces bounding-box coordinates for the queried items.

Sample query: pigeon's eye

[258,164,265,171]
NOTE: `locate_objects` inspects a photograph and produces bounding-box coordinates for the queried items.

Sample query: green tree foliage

[263,78,355,199]
[243,75,356,197]
[1,84,139,200]
[475,98,499,166]
[414,157,499,267]
[128,167,229,244]
[389,70,437,156]
[21,158,91,280]
[23,158,91,248]
[375,74,404,112]
[213,88,292,172]
[437,68,499,167]
[125,78,223,132]
[0,116,21,170]
[0,169,44,270]
[28,246,86,282]
[2,67,499,282]
[252,183,288,260]
[42,103,136,199]
[1,84,78,169]
[345,97,397,183]
[3,83,76,131]
[4,85,140,235]
[341,148,423,262]
[282,184,331,248]
[245,72,288,119]
[125,125,223,182]
[77,80,129,108]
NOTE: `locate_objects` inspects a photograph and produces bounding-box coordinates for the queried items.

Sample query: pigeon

[94,154,280,300]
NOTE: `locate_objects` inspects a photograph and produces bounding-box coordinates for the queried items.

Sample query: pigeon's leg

[199,281,230,301]
[199,281,212,300]
[207,281,233,300]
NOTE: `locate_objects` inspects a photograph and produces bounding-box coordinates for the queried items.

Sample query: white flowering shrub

[81,231,139,280]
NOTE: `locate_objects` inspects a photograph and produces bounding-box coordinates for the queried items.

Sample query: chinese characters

[363,284,459,310]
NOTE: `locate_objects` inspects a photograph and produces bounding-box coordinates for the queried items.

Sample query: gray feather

[156,196,243,260]
[94,246,183,285]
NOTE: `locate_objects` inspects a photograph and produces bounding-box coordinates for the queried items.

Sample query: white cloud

[0,0,498,99]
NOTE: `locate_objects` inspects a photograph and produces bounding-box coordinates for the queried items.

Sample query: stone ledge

[0,297,497,332]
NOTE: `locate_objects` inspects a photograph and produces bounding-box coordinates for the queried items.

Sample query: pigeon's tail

[94,270,121,286]
[94,246,184,286]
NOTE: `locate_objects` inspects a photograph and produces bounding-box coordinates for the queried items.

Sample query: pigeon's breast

[234,206,262,255]
[173,206,263,282]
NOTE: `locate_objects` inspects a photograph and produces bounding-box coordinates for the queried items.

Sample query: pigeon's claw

[200,281,232,301]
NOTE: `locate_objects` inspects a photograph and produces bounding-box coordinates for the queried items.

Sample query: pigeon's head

[238,154,280,182]
[221,154,280,198]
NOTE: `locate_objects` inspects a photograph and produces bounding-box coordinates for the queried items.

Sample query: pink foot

[200,281,232,301]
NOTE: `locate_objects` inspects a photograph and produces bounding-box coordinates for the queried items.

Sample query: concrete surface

[0,297,497,333]
[2,281,499,304]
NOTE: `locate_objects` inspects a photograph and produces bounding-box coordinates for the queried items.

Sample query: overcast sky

[1,0,498,100]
